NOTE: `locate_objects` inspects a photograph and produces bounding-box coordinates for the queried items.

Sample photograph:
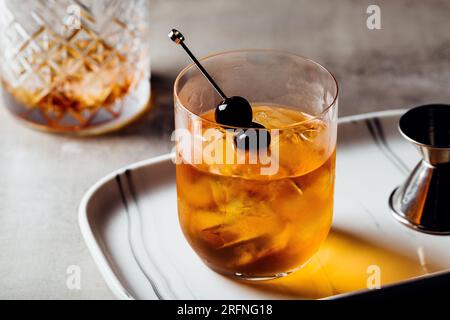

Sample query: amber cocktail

[174,50,338,280]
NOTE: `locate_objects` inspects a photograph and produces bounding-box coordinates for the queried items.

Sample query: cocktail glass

[174,50,338,280]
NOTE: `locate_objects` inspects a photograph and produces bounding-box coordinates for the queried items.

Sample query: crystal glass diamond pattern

[0,0,151,134]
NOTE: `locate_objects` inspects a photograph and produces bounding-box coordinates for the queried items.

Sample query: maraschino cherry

[169,29,270,150]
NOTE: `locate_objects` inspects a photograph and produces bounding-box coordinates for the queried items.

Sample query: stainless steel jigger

[390,104,450,235]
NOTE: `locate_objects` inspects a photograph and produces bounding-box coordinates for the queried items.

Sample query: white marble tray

[79,110,450,300]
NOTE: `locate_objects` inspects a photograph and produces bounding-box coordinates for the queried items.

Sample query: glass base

[209,260,311,282]
[2,79,152,136]
[232,271,297,282]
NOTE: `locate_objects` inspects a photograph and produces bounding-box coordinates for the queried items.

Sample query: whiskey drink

[174,50,338,280]
[177,106,336,277]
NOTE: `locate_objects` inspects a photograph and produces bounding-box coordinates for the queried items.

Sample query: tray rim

[80,109,450,300]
